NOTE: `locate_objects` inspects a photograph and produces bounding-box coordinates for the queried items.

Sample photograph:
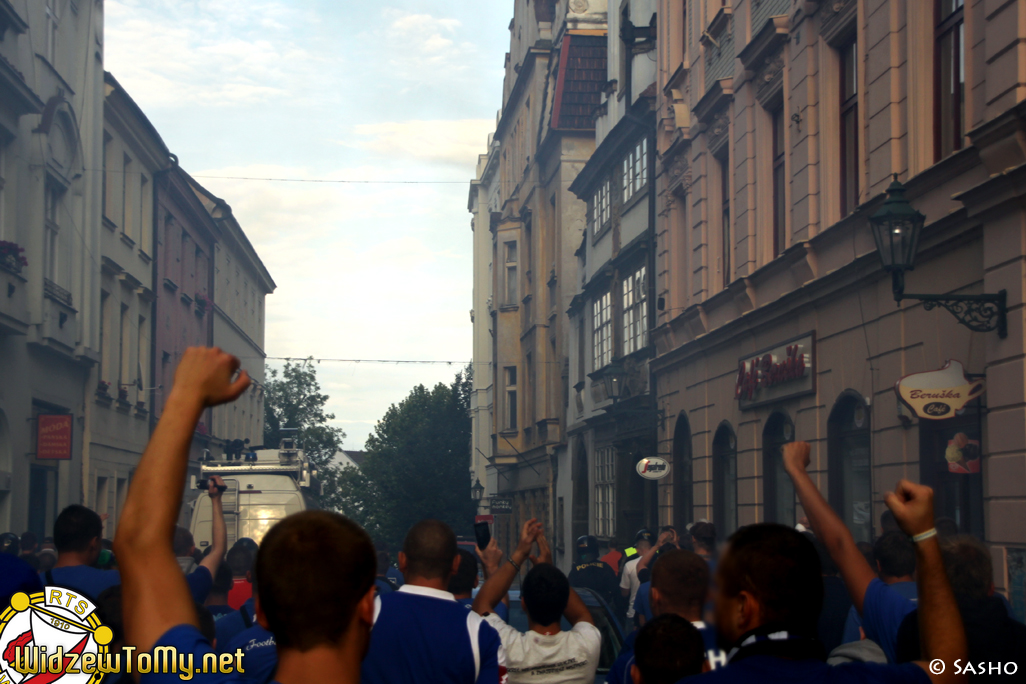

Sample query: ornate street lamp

[602,358,626,404]
[471,478,485,502]
[870,174,1007,338]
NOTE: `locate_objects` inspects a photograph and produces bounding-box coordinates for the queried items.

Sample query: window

[828,395,872,543]
[592,180,610,234]
[595,446,616,538]
[622,138,649,204]
[122,155,133,239]
[840,38,859,216]
[45,0,59,64]
[772,107,787,255]
[504,241,518,306]
[99,292,110,380]
[763,413,796,526]
[44,182,64,285]
[0,139,8,239]
[713,424,738,538]
[140,175,151,254]
[526,353,534,428]
[719,153,731,288]
[935,0,965,160]
[137,315,147,405]
[101,133,112,221]
[592,291,612,370]
[504,366,518,431]
[622,266,647,354]
[119,304,130,386]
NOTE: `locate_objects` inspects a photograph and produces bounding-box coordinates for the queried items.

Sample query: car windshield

[506,594,622,673]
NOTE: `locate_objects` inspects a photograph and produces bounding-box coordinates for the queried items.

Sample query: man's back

[484,615,601,684]
[568,560,619,608]
[362,585,502,684]
[222,623,277,682]
[42,566,120,600]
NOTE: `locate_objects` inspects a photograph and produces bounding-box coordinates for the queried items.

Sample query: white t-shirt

[619,557,641,618]
[484,614,602,684]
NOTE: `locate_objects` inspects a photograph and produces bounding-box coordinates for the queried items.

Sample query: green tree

[336,366,476,548]
[263,358,346,507]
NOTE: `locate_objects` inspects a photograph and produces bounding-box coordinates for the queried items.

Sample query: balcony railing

[43,278,73,307]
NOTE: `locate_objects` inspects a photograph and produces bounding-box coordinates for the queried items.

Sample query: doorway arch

[828,392,872,542]
[671,413,693,532]
[762,411,796,525]
[712,421,737,538]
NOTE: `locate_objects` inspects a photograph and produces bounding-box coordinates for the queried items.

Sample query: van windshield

[191,474,308,546]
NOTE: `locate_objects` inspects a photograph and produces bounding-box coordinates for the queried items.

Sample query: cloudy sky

[105,0,510,449]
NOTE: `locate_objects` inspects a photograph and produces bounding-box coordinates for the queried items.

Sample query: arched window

[712,422,737,538]
[763,412,796,525]
[828,392,872,542]
[672,413,693,531]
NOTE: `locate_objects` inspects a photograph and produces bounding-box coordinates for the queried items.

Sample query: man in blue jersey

[840,531,918,650]
[362,519,504,684]
[115,346,378,684]
[693,440,965,684]
[607,549,725,684]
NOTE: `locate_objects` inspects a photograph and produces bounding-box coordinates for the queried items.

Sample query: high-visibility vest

[623,547,638,559]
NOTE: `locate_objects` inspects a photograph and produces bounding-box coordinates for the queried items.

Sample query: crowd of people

[1,346,1024,684]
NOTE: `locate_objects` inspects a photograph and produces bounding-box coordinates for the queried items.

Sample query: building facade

[481,0,607,565]
[84,72,171,538]
[564,0,660,554]
[652,0,1026,615]
[0,0,106,537]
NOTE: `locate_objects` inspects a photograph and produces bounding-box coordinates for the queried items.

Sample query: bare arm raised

[114,348,250,655]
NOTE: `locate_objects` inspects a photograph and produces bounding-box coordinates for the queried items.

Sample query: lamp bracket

[891,271,1007,338]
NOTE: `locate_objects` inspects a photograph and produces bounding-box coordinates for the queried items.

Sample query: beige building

[0,0,106,536]
[651,0,1026,616]
[478,0,607,561]
[84,72,172,538]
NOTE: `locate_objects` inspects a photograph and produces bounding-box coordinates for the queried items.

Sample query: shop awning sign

[736,333,816,409]
[37,414,72,460]
[490,497,513,514]
[636,457,670,480]
[895,360,984,420]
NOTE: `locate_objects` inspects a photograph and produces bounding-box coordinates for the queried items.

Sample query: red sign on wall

[37,414,73,460]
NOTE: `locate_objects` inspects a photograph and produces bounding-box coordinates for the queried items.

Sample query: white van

[189,438,321,548]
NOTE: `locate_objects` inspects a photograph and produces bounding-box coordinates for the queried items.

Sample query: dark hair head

[235,538,259,554]
[226,545,254,577]
[650,549,709,613]
[401,520,457,580]
[376,551,390,575]
[212,562,234,595]
[173,527,195,557]
[448,549,479,596]
[718,524,822,636]
[880,509,899,534]
[521,563,570,626]
[19,532,37,552]
[940,535,992,601]
[935,517,959,539]
[690,522,716,552]
[873,531,916,579]
[196,604,216,644]
[812,538,839,576]
[256,511,375,651]
[54,505,103,554]
[634,614,705,684]
[95,585,124,646]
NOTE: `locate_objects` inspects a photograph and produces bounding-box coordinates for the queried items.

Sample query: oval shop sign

[636,457,671,480]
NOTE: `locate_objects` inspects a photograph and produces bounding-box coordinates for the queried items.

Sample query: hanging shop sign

[37,414,72,460]
[490,497,513,514]
[895,360,985,420]
[635,457,670,480]
[736,333,816,410]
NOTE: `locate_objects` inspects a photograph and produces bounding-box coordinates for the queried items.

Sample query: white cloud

[345,120,494,168]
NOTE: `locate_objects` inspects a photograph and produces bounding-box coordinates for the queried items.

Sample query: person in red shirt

[600,541,623,572]
[226,543,254,609]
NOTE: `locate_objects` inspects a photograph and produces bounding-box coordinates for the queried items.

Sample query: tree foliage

[263,358,346,507]
[335,366,476,549]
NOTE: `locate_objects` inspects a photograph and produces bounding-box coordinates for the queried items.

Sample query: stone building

[651,0,1026,617]
[0,0,106,536]
[479,0,607,564]
[565,0,660,553]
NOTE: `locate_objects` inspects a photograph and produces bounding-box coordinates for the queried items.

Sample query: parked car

[504,587,625,683]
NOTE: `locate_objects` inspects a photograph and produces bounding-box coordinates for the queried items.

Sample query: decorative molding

[755,54,786,107]
[820,0,856,47]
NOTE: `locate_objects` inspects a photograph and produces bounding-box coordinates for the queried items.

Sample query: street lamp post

[869,174,1007,338]
[471,478,484,502]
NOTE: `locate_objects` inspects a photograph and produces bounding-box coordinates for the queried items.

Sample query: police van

[188,435,322,548]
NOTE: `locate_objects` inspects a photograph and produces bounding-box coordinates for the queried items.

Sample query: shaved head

[402,519,458,580]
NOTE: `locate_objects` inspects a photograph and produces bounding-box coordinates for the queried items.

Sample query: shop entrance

[828,392,873,542]
[919,400,984,538]
[671,413,693,531]
[763,412,796,526]
[712,422,737,539]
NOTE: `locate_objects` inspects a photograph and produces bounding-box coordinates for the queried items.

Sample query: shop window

[935,0,965,160]
[840,37,859,216]
[712,422,737,538]
[919,399,984,538]
[595,446,616,538]
[828,393,873,543]
[763,412,796,526]
[672,414,693,531]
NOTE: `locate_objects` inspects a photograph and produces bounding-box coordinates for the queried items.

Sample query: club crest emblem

[0,588,112,684]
